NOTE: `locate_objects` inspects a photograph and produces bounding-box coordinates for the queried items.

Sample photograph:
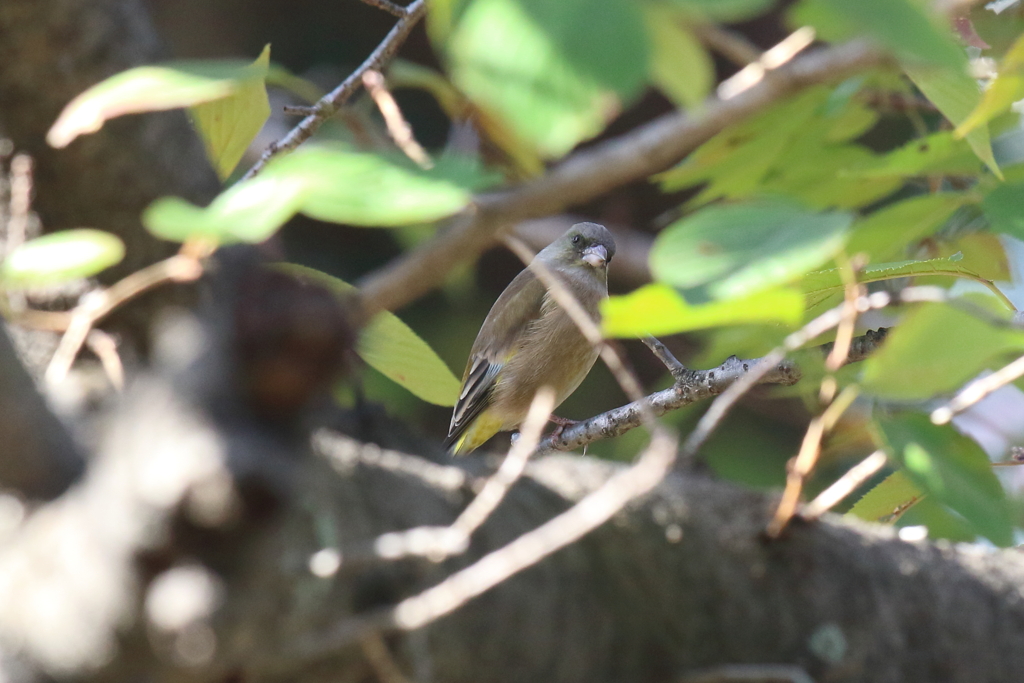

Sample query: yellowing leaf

[48,55,270,149]
[957,32,1024,137]
[190,45,272,180]
[847,469,921,523]
[905,63,1001,178]
[275,264,460,406]
[644,5,713,110]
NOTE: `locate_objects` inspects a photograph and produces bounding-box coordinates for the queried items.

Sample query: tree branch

[358,40,888,316]
[241,0,427,180]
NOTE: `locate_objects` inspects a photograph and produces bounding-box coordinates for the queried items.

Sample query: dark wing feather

[445,268,547,446]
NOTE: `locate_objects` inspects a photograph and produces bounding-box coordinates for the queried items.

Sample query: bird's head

[541,222,616,271]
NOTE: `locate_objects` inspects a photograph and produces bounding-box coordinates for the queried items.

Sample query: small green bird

[445,222,616,455]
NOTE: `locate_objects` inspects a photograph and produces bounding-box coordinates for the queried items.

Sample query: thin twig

[5,154,32,255]
[357,40,887,317]
[242,0,427,180]
[802,450,887,519]
[85,328,124,391]
[767,385,859,537]
[371,387,555,563]
[42,255,203,386]
[642,336,686,381]
[359,0,408,17]
[359,635,413,683]
[931,353,1024,425]
[362,70,433,169]
[451,387,554,536]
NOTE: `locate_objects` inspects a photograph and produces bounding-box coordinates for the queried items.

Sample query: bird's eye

[571,235,582,245]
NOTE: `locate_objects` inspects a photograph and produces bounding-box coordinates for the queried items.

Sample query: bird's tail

[445,411,505,456]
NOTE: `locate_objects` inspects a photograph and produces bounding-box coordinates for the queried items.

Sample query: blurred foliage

[16,0,1024,545]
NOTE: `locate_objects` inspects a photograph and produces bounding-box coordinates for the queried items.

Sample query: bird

[444,222,616,455]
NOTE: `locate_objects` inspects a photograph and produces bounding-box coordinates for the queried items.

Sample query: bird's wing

[445,268,547,447]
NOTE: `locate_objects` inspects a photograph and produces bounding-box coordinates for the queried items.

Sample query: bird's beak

[581,244,608,268]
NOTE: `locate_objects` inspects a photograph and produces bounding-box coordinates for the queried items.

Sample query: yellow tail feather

[450,410,506,456]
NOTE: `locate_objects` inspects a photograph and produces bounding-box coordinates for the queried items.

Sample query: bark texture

[2,325,1024,683]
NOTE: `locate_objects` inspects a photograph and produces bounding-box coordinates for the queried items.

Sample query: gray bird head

[540,222,616,270]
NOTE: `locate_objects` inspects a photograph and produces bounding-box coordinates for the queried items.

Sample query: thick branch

[358,40,887,315]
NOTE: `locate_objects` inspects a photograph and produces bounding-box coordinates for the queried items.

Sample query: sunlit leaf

[644,5,713,110]
[144,172,309,244]
[651,200,852,302]
[905,64,1001,178]
[190,45,272,180]
[48,56,269,148]
[957,33,1024,137]
[845,192,972,263]
[601,284,804,337]
[443,0,649,158]
[143,146,496,243]
[0,229,125,289]
[275,264,461,406]
[861,302,1024,400]
[847,469,921,523]
[289,149,494,226]
[875,413,1013,546]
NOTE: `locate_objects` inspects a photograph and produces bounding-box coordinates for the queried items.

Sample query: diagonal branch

[537,328,890,456]
[357,40,888,316]
[241,0,427,180]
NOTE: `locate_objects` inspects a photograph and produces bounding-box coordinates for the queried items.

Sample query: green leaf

[190,45,272,180]
[983,181,1024,240]
[845,192,972,263]
[656,84,898,209]
[666,0,774,22]
[602,284,803,337]
[144,171,309,243]
[48,56,270,148]
[841,131,982,179]
[799,0,966,69]
[651,200,852,302]
[275,264,460,406]
[284,148,485,227]
[0,229,125,289]
[861,302,1024,400]
[904,63,1001,178]
[875,413,1013,546]
[957,33,1024,137]
[644,5,713,110]
[443,0,649,157]
[143,146,492,243]
[801,253,997,310]
[847,469,922,523]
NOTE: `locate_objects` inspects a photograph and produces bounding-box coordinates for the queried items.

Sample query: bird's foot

[548,415,577,439]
